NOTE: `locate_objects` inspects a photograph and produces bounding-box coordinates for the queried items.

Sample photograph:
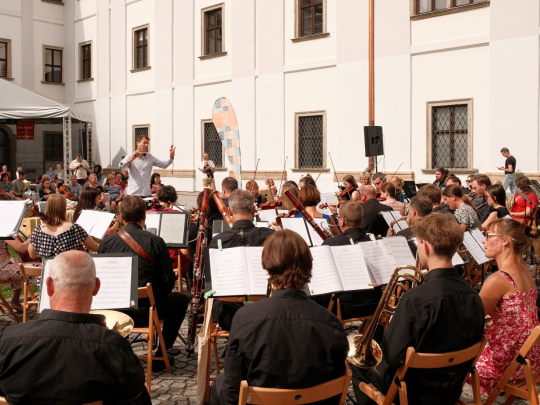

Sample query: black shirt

[322,227,371,246]
[489,206,510,218]
[0,310,147,405]
[219,289,349,404]
[99,223,175,299]
[472,196,491,223]
[254,193,268,205]
[361,199,392,237]
[505,155,516,173]
[209,219,274,249]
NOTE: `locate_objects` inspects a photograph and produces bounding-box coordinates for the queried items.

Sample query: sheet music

[452,253,465,266]
[40,256,134,312]
[358,241,396,285]
[470,228,486,247]
[329,245,374,291]
[254,221,270,229]
[463,232,490,264]
[306,217,328,247]
[88,212,115,240]
[209,247,250,296]
[281,217,312,246]
[245,247,268,295]
[75,210,102,235]
[0,200,27,238]
[257,209,277,224]
[159,214,187,245]
[383,237,416,267]
[145,213,161,231]
[382,211,409,233]
[308,246,344,295]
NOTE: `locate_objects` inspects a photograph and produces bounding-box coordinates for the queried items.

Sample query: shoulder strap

[498,271,520,292]
[117,229,157,266]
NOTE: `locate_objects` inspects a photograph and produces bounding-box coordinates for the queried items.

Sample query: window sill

[421,168,479,174]
[41,81,65,86]
[1,77,14,81]
[214,168,228,172]
[130,66,151,73]
[291,32,330,43]
[41,0,64,5]
[291,168,330,173]
[411,1,489,20]
[77,78,94,83]
[199,51,228,60]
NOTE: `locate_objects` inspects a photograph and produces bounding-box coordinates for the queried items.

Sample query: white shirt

[69,159,89,180]
[120,153,173,196]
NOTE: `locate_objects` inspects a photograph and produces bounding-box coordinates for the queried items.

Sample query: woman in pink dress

[474,219,540,394]
[379,183,405,215]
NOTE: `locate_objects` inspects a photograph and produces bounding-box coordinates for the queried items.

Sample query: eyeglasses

[466,180,471,183]
[485,233,502,241]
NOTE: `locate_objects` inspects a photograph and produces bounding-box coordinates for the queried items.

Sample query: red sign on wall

[17,121,35,140]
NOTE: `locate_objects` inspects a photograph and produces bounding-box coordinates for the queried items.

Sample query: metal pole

[365,0,375,173]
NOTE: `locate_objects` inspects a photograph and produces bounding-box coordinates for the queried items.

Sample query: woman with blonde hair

[279,181,299,212]
[359,172,372,187]
[390,175,405,203]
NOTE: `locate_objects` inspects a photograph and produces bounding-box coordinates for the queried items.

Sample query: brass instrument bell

[90,310,134,338]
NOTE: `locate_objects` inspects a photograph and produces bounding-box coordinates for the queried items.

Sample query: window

[454,0,487,6]
[43,46,63,83]
[132,125,150,150]
[427,100,472,169]
[415,0,488,15]
[44,133,63,161]
[296,113,325,169]
[299,0,324,37]
[132,26,149,70]
[204,7,223,55]
[0,41,8,79]
[203,121,223,168]
[79,42,92,80]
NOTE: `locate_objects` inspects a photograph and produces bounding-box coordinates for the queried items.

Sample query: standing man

[69,154,90,186]
[120,135,175,197]
[200,153,216,191]
[499,147,516,194]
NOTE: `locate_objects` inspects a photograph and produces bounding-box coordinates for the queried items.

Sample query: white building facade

[0,0,538,190]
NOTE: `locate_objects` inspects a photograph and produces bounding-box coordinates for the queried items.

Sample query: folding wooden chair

[327,295,372,332]
[238,369,352,405]
[173,250,191,294]
[20,264,42,323]
[0,280,20,322]
[131,283,171,393]
[484,326,540,405]
[360,335,488,405]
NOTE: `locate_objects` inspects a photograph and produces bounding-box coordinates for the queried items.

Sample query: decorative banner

[16,120,34,140]
[212,97,242,186]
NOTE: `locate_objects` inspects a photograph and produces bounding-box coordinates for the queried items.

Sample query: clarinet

[283,189,332,240]
[211,191,233,227]
[186,187,211,355]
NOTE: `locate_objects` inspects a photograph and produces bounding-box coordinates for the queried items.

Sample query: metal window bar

[432,104,468,169]
[298,115,324,169]
[300,0,323,37]
[82,44,91,79]
[205,9,222,55]
[0,42,7,78]
[204,123,223,168]
[134,127,149,149]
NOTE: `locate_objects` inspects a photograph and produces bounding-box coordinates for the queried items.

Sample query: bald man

[0,251,149,405]
[360,185,392,237]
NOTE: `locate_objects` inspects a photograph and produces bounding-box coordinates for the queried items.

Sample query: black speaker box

[364,126,384,157]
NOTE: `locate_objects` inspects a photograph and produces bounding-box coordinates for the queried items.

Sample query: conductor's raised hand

[170,145,176,159]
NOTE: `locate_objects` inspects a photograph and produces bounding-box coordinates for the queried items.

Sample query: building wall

[1,0,538,190]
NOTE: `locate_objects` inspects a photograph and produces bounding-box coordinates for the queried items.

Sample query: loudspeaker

[364,126,384,157]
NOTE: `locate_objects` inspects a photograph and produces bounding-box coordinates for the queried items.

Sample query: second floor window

[44,48,62,83]
[0,42,7,78]
[204,8,223,55]
[300,0,324,37]
[134,28,148,69]
[81,43,91,80]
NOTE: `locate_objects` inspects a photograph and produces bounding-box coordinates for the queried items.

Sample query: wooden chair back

[20,264,42,323]
[360,336,488,405]
[484,326,540,405]
[238,369,352,405]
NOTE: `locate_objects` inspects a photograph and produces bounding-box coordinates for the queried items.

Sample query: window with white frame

[202,121,224,168]
[296,112,326,169]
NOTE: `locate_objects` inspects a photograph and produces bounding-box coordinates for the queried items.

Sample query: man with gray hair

[209,189,274,331]
[0,251,149,404]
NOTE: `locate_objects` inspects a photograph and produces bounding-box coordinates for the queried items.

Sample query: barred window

[297,114,324,169]
[203,122,223,168]
[133,125,150,150]
[431,104,469,169]
[299,0,324,37]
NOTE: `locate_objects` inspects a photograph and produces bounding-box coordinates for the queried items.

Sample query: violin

[273,209,299,228]
[145,198,163,210]
[258,201,282,210]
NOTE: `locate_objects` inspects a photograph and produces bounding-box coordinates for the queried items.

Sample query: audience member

[54,163,64,181]
[0,173,13,195]
[46,166,55,178]
[69,175,83,200]
[11,171,27,200]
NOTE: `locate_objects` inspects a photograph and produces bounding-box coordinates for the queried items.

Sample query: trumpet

[347,265,424,368]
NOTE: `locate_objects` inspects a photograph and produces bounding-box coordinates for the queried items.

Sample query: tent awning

[0,79,92,122]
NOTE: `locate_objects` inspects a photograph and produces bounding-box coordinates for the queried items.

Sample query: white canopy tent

[0,79,93,179]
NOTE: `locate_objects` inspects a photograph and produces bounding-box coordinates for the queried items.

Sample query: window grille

[432,104,468,169]
[133,126,149,149]
[298,115,324,169]
[299,0,324,37]
[0,42,7,78]
[204,122,223,168]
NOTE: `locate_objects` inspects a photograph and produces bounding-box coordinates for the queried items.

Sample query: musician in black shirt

[395,196,432,257]
[221,176,238,207]
[416,184,452,215]
[245,180,268,206]
[471,174,492,223]
[352,214,484,405]
[359,185,392,237]
[499,147,516,194]
[209,189,274,331]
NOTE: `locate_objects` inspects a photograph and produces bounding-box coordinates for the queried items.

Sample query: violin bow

[278,156,288,196]
[380,162,403,191]
[315,164,326,182]
[328,152,340,202]
[251,158,260,190]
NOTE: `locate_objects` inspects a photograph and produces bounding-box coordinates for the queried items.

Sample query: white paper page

[257,209,277,224]
[0,200,27,238]
[40,257,133,312]
[75,210,102,235]
[306,217,328,247]
[307,246,344,295]
[209,247,250,296]
[318,192,337,215]
[88,212,115,239]
[463,232,490,264]
[358,241,396,285]
[452,253,465,266]
[281,217,312,246]
[470,228,486,248]
[245,247,268,295]
[159,214,187,245]
[329,245,374,291]
[255,221,269,229]
[277,209,289,215]
[382,211,409,234]
[383,237,416,267]
[145,213,161,231]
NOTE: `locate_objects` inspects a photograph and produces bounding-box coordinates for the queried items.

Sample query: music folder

[462,228,490,264]
[0,200,30,240]
[39,254,139,312]
[145,211,189,248]
[76,210,116,240]
[280,216,328,247]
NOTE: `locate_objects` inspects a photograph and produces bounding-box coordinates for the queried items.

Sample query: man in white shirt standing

[120,135,175,197]
[200,152,216,191]
[69,154,90,186]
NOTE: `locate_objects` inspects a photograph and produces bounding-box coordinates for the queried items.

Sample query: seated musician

[445,174,470,195]
[298,175,316,190]
[0,251,150,405]
[470,174,492,223]
[221,176,238,207]
[210,230,349,405]
[245,180,268,205]
[416,183,451,215]
[99,196,189,371]
[359,172,372,187]
[379,183,405,215]
[371,172,386,191]
[341,175,361,202]
[359,185,392,237]
[209,189,274,331]
[316,201,382,319]
[295,184,340,235]
[352,213,485,405]
[279,180,299,211]
[394,196,432,239]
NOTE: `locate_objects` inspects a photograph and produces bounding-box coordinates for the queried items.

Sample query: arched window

[0,128,10,169]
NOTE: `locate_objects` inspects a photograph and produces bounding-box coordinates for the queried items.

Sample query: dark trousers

[211,301,243,332]
[209,372,225,405]
[122,292,189,354]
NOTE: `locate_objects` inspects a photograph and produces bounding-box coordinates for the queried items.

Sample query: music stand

[402,181,417,200]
